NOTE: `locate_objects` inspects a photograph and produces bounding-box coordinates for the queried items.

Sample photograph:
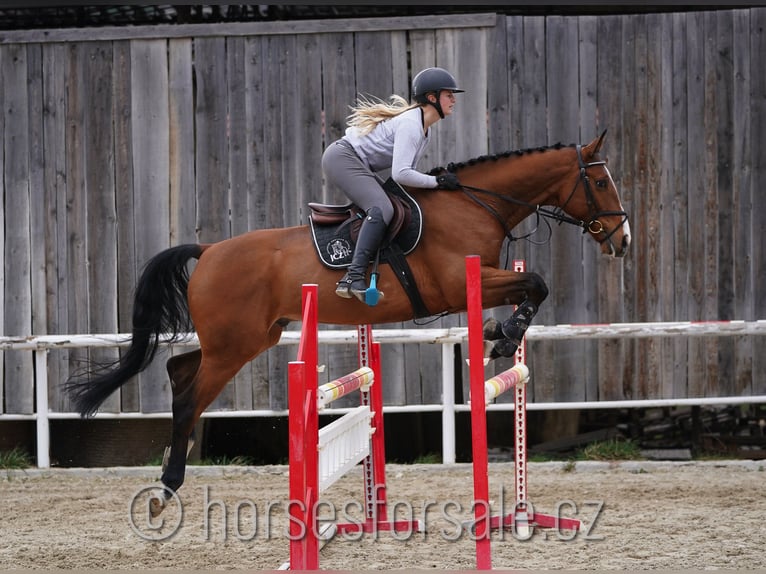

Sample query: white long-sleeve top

[343,107,439,189]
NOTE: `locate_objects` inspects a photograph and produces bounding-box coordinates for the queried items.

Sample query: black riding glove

[436,173,462,190]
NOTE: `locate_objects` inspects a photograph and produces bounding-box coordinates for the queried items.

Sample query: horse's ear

[593,129,607,153]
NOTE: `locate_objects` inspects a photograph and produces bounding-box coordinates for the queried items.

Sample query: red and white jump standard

[465,255,581,570]
[284,284,422,570]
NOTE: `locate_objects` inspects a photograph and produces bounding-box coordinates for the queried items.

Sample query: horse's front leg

[480,269,549,360]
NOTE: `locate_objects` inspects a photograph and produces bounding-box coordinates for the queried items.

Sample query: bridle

[456,144,629,245]
[559,144,630,243]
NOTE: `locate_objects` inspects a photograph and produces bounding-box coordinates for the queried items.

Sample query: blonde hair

[346,94,419,135]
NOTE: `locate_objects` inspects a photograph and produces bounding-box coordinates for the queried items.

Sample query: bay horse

[65,131,630,516]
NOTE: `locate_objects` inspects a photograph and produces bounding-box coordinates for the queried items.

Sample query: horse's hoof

[149,490,168,518]
[482,317,503,341]
[490,338,519,359]
[483,340,497,360]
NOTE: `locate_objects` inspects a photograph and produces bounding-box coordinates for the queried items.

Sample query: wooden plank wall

[486,9,766,405]
[0,9,764,415]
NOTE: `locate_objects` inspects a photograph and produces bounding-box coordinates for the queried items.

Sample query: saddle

[307,178,430,318]
[308,197,409,243]
[307,178,422,269]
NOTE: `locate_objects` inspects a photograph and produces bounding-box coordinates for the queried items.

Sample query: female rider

[322,67,464,302]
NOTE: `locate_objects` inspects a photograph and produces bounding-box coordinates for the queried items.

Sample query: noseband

[457,145,629,245]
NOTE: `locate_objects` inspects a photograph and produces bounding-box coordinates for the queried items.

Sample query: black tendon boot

[336,206,387,302]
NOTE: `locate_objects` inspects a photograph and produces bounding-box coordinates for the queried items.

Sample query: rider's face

[439,91,457,116]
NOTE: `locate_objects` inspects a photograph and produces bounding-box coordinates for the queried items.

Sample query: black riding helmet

[412,67,464,119]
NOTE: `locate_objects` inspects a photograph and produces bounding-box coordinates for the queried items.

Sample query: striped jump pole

[465,256,580,570]
[317,366,374,408]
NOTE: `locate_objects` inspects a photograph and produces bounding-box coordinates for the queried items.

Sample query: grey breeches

[321,139,394,225]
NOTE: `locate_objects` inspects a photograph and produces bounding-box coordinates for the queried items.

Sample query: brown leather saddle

[307,178,422,269]
[307,178,430,318]
[309,184,411,242]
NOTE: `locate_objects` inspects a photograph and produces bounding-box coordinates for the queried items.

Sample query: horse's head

[559,131,631,257]
[429,131,631,258]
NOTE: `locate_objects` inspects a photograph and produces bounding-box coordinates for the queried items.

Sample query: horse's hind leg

[148,349,202,516]
[160,351,202,471]
[151,323,286,517]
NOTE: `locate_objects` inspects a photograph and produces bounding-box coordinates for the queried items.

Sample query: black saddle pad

[309,179,423,269]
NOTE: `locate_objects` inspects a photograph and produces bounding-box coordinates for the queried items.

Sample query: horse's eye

[595,179,608,189]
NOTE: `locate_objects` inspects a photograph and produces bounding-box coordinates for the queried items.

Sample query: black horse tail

[65,243,205,418]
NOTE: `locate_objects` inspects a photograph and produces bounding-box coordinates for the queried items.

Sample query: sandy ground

[1,460,764,570]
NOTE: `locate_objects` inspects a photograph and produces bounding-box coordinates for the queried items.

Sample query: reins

[454,144,629,247]
[415,143,629,326]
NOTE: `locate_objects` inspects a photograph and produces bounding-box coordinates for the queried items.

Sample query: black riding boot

[336,206,387,302]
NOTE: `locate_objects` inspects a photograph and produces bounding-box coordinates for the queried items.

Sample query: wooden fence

[0,9,764,415]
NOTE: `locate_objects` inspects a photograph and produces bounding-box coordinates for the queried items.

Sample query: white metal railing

[1,320,765,468]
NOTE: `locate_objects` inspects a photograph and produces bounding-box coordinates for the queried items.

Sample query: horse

[65,131,630,516]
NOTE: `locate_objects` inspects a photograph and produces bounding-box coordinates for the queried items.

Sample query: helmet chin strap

[428,91,445,119]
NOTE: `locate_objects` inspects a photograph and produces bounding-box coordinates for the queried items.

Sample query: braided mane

[427,142,574,175]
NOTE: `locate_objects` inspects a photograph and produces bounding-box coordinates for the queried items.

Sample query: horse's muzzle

[604,219,631,258]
